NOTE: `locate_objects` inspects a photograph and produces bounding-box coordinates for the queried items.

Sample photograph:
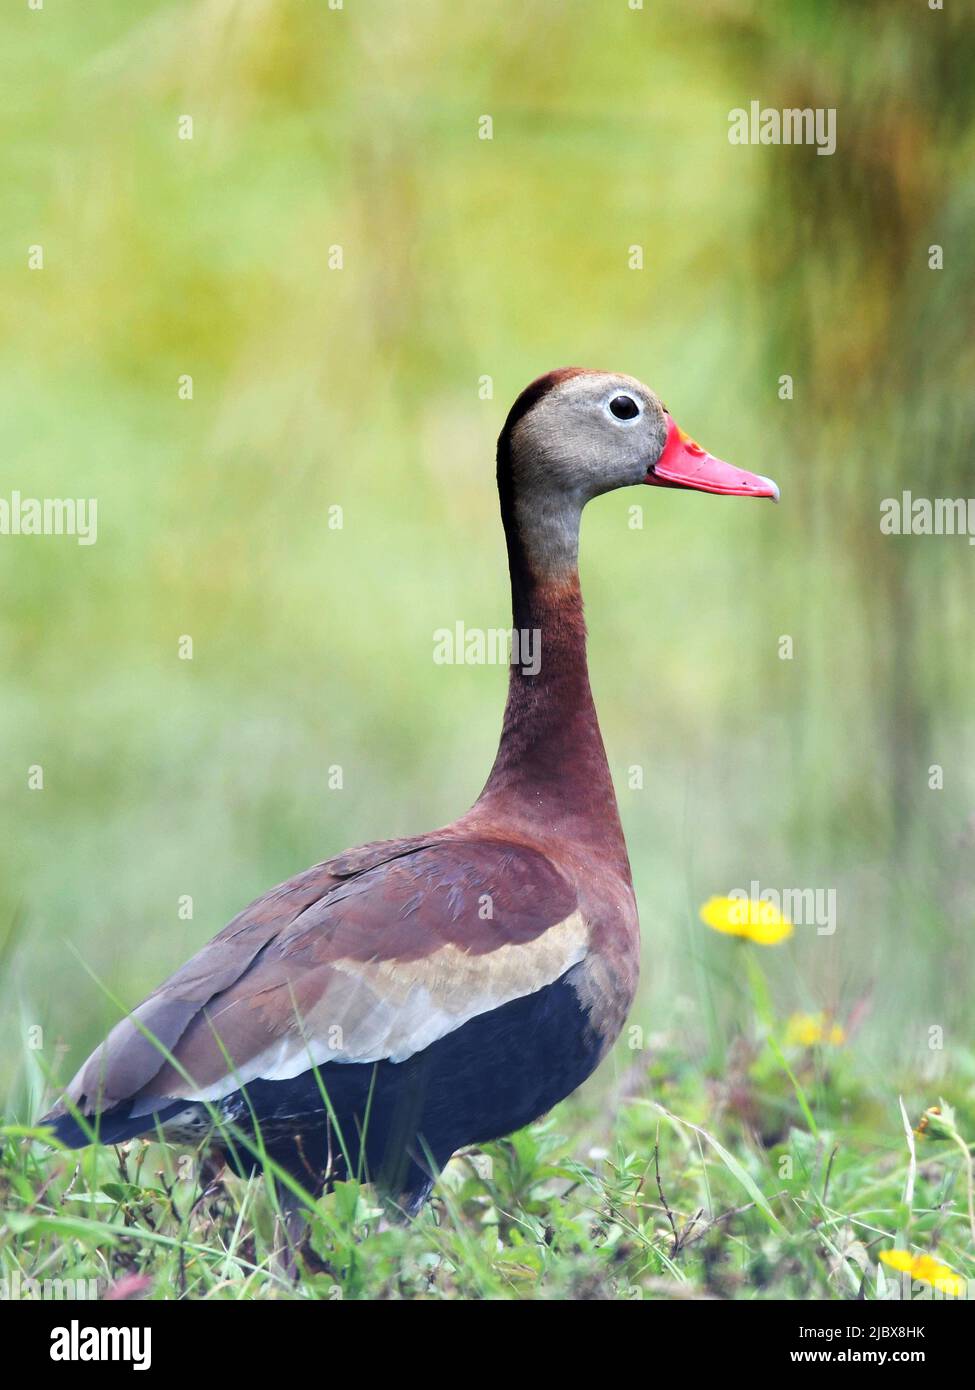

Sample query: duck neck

[474,493,631,879]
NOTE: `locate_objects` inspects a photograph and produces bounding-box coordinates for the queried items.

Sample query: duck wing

[42,835,586,1135]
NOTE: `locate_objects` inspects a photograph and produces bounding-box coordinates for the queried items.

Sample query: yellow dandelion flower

[699,896,793,946]
[785,1013,846,1047]
[879,1250,966,1297]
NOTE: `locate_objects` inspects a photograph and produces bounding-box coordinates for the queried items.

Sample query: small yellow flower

[699,896,793,946]
[879,1250,966,1297]
[785,1012,846,1047]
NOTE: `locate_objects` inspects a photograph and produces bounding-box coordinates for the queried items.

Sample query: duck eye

[609,395,639,421]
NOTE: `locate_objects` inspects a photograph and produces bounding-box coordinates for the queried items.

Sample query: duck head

[497,368,779,583]
[502,368,779,504]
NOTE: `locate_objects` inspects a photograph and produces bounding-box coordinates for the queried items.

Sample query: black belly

[48,969,605,1211]
[217,968,603,1208]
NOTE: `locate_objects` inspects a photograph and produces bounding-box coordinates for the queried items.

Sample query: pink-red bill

[646,414,779,501]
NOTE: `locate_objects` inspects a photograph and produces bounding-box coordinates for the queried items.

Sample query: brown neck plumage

[473,415,631,879]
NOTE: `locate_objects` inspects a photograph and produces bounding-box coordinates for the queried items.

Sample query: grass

[3,986,973,1301]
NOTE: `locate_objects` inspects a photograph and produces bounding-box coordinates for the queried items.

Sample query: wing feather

[48,837,586,1122]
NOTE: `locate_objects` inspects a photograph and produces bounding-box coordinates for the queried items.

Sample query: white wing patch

[177,911,590,1102]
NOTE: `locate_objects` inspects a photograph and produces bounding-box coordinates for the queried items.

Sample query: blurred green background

[2,0,973,1114]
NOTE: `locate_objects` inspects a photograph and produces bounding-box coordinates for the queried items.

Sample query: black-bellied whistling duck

[42,370,778,1215]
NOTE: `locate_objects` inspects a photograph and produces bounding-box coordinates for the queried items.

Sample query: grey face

[509,372,669,507]
[506,372,669,580]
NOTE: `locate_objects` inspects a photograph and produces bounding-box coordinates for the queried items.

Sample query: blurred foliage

[0,0,973,1134]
